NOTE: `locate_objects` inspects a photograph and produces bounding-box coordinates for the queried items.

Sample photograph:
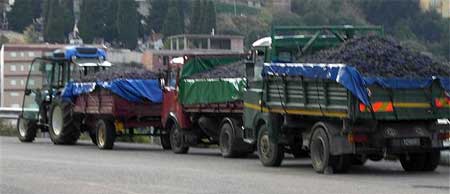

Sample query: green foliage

[0,34,9,47]
[23,25,40,43]
[190,0,216,34]
[147,0,169,33]
[43,0,65,43]
[162,0,185,37]
[79,0,105,43]
[215,2,259,15]
[0,120,16,136]
[7,0,35,32]
[116,0,139,49]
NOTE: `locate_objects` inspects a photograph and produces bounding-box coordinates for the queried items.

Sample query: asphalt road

[1,136,449,194]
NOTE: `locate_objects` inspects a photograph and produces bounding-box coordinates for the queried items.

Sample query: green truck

[242,26,450,173]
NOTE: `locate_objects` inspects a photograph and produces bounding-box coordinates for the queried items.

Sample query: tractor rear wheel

[48,100,80,145]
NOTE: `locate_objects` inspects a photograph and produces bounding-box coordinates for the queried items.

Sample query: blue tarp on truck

[62,79,163,103]
[262,63,450,105]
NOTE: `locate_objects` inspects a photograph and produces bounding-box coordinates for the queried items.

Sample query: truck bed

[73,89,162,125]
[264,76,450,120]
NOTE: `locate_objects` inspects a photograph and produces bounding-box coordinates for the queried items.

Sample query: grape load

[78,64,158,82]
[188,60,246,79]
[297,36,450,78]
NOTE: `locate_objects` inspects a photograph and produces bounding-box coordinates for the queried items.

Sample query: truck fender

[307,122,354,155]
[164,112,178,130]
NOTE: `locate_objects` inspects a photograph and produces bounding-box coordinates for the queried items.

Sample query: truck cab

[17,46,110,144]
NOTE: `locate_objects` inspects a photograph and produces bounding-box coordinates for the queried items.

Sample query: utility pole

[234,0,237,16]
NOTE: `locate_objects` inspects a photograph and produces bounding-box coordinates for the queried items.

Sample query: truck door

[19,58,54,128]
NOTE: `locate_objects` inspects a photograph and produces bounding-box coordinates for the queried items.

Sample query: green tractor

[17,47,111,144]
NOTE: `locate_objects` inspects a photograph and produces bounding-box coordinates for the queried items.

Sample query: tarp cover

[179,78,246,105]
[62,79,163,103]
[181,56,242,78]
[263,63,450,105]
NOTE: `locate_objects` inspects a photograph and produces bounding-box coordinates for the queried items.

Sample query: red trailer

[68,80,164,150]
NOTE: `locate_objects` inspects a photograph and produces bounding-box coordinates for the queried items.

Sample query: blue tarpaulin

[263,63,450,105]
[62,79,163,103]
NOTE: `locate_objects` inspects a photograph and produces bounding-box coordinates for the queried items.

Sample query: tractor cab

[17,46,109,143]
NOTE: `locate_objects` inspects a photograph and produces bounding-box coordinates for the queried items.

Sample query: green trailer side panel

[179,78,247,105]
[181,56,242,78]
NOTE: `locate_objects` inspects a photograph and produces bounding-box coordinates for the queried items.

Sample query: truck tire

[257,125,284,166]
[422,151,440,171]
[310,127,351,173]
[96,119,115,150]
[169,121,189,154]
[17,118,37,142]
[399,153,426,172]
[48,100,80,145]
[160,132,172,150]
[220,122,240,158]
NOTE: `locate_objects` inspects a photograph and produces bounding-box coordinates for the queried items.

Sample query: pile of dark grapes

[297,36,450,78]
[77,64,158,82]
[188,60,246,79]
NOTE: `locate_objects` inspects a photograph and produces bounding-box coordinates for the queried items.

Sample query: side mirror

[257,50,265,56]
[24,89,32,95]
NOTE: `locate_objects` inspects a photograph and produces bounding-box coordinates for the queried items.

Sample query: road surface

[1,136,449,194]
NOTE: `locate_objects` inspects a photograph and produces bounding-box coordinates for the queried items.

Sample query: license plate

[402,138,421,146]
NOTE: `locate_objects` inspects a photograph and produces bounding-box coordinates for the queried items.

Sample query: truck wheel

[422,151,440,171]
[310,128,351,173]
[169,122,189,154]
[399,153,426,172]
[160,131,172,150]
[48,101,80,145]
[257,125,284,166]
[17,118,37,142]
[220,122,240,158]
[96,119,115,150]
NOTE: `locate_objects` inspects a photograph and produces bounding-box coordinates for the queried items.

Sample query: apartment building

[0,44,67,108]
[141,34,244,71]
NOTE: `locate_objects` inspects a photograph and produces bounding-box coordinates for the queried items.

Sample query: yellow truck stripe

[244,102,348,118]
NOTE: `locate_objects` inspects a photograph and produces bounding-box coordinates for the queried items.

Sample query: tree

[147,0,169,33]
[61,0,75,37]
[7,0,34,32]
[103,1,119,43]
[205,0,216,33]
[162,0,184,37]
[23,25,40,43]
[189,0,201,33]
[43,1,65,43]
[79,0,105,43]
[116,0,139,49]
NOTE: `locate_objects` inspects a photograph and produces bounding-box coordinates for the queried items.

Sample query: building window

[20,52,25,57]
[10,92,19,97]
[10,52,17,57]
[20,65,25,71]
[20,79,25,86]
[10,65,16,72]
[10,80,17,85]
[29,79,35,86]
[28,52,35,57]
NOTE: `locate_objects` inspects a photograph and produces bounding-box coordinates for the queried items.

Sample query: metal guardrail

[0,107,21,119]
